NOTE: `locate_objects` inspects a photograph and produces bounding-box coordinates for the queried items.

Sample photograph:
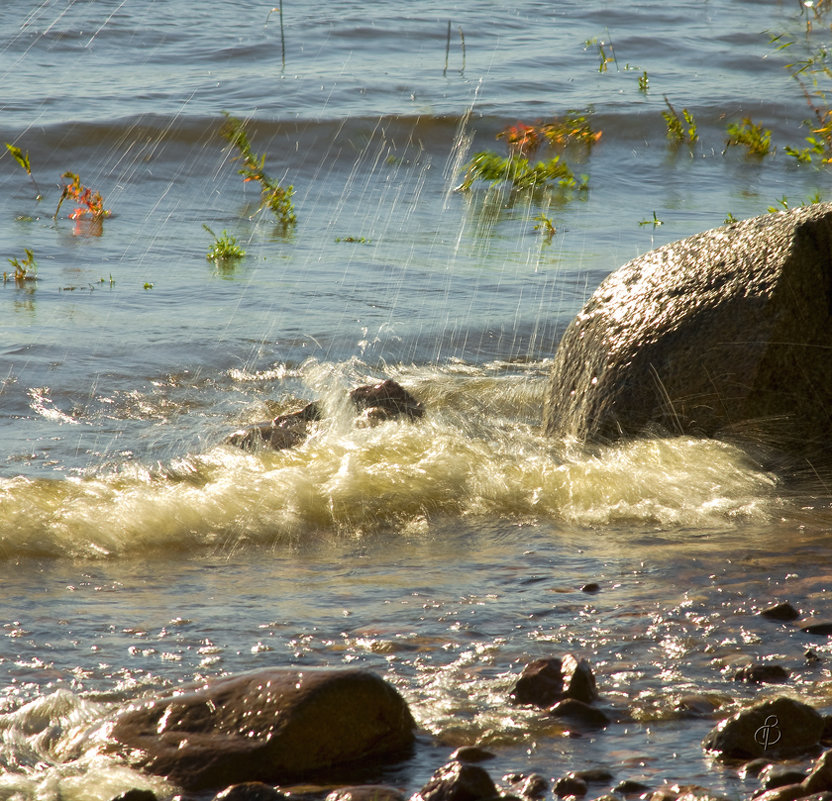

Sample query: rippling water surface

[2,1,832,799]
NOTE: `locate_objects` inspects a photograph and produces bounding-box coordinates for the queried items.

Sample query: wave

[0,364,780,562]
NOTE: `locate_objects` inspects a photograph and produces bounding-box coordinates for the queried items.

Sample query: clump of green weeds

[204,225,246,262]
[584,34,618,73]
[533,213,556,242]
[5,248,36,283]
[459,110,598,194]
[725,118,773,156]
[638,71,649,94]
[220,112,296,227]
[767,193,823,212]
[5,143,42,200]
[772,34,832,164]
[662,97,698,145]
[638,211,664,227]
[458,151,584,192]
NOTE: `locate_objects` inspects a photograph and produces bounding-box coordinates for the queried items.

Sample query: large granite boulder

[543,204,832,453]
[104,668,416,792]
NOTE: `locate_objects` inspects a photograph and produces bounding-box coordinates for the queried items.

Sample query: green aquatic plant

[724,212,738,224]
[442,20,466,75]
[5,248,36,283]
[767,193,822,213]
[725,118,773,156]
[639,211,664,227]
[533,213,556,242]
[265,1,286,68]
[458,151,583,192]
[219,112,296,227]
[772,35,832,164]
[662,97,698,145]
[638,71,649,94]
[335,235,369,243]
[585,34,617,73]
[497,111,601,158]
[5,143,41,199]
[204,224,246,262]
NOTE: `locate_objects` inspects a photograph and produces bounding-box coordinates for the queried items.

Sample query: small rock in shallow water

[109,791,158,801]
[450,746,495,764]
[801,622,832,636]
[510,655,598,707]
[758,765,808,791]
[673,694,724,717]
[326,786,406,801]
[614,779,651,795]
[570,770,614,785]
[733,664,790,684]
[412,761,498,801]
[803,749,832,794]
[753,784,809,801]
[703,696,824,760]
[760,602,800,621]
[581,582,601,593]
[553,775,588,797]
[509,774,548,799]
[213,784,286,801]
[549,698,610,729]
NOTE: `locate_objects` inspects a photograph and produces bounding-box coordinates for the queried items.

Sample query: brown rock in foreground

[702,696,824,761]
[543,204,832,454]
[107,668,416,792]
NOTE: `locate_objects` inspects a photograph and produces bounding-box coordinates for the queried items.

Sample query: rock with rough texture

[213,784,286,801]
[543,204,832,454]
[804,750,832,794]
[760,602,800,621]
[509,655,598,707]
[326,786,406,801]
[702,696,824,761]
[548,698,610,729]
[106,668,416,792]
[733,664,790,684]
[412,761,499,801]
[228,380,424,451]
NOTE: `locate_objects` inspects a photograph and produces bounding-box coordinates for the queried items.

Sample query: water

[2,1,832,798]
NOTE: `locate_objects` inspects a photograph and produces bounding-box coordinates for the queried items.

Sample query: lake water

[2,1,832,799]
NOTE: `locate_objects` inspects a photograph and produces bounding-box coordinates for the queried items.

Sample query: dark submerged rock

[733,664,791,684]
[801,622,832,636]
[760,602,801,622]
[553,775,588,797]
[213,784,287,801]
[758,765,808,792]
[109,791,159,801]
[548,698,610,729]
[803,750,832,794]
[509,655,598,707]
[228,380,423,451]
[412,761,499,801]
[702,696,824,761]
[106,667,416,792]
[326,786,406,801]
[450,746,495,763]
[542,204,832,455]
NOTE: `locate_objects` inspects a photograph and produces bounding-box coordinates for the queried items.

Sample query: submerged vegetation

[219,112,296,227]
[458,110,598,200]
[54,172,110,221]
[5,143,41,200]
[204,225,246,262]
[4,248,36,283]
[725,118,774,156]
[662,97,698,145]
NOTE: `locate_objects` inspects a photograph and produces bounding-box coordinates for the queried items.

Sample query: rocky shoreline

[99,619,832,801]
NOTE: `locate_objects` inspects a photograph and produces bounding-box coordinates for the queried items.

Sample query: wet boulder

[702,696,824,761]
[509,654,598,707]
[326,786,406,801]
[543,204,832,454]
[412,761,500,801]
[106,667,416,792]
[228,379,423,451]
